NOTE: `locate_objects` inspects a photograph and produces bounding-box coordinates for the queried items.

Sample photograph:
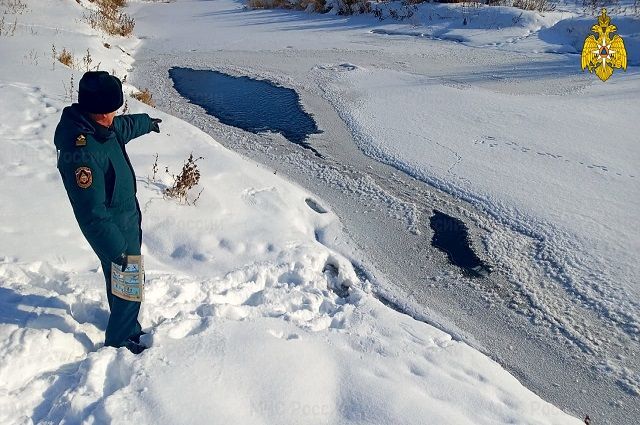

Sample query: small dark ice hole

[429,210,492,277]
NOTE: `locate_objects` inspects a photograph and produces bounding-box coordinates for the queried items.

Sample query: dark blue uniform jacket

[54,104,153,264]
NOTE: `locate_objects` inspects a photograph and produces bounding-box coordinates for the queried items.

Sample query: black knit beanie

[78,71,124,114]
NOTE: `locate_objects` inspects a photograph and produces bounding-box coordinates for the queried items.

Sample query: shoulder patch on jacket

[75,166,93,189]
[75,134,87,147]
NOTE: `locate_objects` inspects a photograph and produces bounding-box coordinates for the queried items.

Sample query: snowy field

[0,0,594,424]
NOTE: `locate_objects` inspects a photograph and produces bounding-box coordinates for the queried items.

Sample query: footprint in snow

[305,198,329,214]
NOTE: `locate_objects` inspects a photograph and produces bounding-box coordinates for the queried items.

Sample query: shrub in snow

[321,0,373,14]
[248,0,327,12]
[0,15,18,36]
[83,0,135,37]
[163,153,204,205]
[0,0,28,15]
[57,48,74,68]
[246,0,378,14]
[131,88,156,107]
[509,0,556,12]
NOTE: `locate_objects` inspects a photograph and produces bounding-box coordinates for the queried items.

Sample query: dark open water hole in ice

[169,67,322,156]
[429,210,491,277]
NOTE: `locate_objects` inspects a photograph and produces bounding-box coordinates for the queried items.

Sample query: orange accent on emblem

[75,166,93,189]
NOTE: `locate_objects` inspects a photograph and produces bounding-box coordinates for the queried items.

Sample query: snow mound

[0,257,580,424]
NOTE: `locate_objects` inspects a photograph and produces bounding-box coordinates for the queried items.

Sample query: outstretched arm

[112,114,154,144]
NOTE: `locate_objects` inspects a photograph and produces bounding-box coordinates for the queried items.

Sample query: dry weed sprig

[82,48,93,71]
[120,98,129,115]
[10,16,17,35]
[248,0,333,12]
[1,0,28,14]
[62,74,75,102]
[82,0,135,37]
[51,44,57,70]
[151,153,159,181]
[164,153,204,205]
[57,48,74,68]
[0,15,18,36]
[512,0,555,11]
[131,88,155,107]
[23,48,38,65]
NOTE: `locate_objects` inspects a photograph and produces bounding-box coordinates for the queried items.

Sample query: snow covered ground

[125,0,639,422]
[0,0,590,424]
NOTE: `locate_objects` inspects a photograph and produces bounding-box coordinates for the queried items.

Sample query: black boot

[129,329,147,344]
[124,337,148,354]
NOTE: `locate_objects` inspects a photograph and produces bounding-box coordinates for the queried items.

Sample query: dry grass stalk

[164,153,204,205]
[248,0,295,9]
[299,0,325,11]
[83,0,135,37]
[62,73,75,102]
[57,48,74,68]
[82,48,94,71]
[120,98,129,115]
[151,153,159,181]
[0,15,18,36]
[96,0,127,8]
[0,0,28,14]
[247,0,329,12]
[131,88,155,107]
[512,0,555,11]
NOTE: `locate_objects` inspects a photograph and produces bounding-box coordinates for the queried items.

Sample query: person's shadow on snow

[0,287,97,351]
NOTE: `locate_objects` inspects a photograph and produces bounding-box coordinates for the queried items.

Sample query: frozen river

[131,1,639,422]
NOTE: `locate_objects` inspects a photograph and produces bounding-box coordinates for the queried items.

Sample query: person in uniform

[54,71,161,354]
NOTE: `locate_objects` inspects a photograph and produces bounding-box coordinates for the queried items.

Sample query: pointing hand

[114,253,128,272]
[150,118,162,133]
